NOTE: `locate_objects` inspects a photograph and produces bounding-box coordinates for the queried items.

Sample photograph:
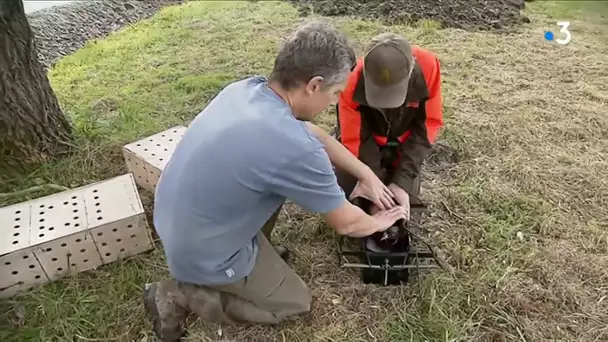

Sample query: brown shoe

[143,282,188,342]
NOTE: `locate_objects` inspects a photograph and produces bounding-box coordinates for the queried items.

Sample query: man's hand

[388,183,410,220]
[349,170,396,210]
[369,206,408,233]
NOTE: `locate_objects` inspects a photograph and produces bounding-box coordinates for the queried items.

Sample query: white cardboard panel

[0,248,49,298]
[28,192,87,246]
[82,173,144,228]
[0,202,32,255]
[33,230,104,281]
[90,214,152,264]
[123,126,187,191]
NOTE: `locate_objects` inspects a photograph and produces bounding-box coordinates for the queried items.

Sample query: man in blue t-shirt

[144,21,408,341]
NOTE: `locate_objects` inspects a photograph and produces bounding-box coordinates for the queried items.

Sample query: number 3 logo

[556,21,572,45]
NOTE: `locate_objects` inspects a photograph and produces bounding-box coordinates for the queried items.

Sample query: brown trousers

[149,205,311,337]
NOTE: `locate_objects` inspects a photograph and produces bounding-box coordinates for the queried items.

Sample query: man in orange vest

[336,32,444,218]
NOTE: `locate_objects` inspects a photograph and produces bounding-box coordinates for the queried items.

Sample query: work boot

[143,281,189,342]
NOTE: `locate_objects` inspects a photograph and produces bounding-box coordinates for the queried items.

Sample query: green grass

[1,1,608,341]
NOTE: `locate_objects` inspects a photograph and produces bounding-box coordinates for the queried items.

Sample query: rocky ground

[288,0,532,30]
[27,0,183,71]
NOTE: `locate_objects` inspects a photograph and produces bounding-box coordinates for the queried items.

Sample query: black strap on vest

[379,133,401,170]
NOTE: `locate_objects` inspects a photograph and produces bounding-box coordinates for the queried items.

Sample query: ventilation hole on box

[13,232,19,237]
[49,205,54,209]
[120,248,125,252]
[96,209,101,213]
[64,201,68,205]
[52,258,58,262]
[39,226,44,230]
[97,232,103,236]
[131,234,136,239]
[15,217,21,221]
[95,203,100,207]
[102,243,107,247]
[40,204,45,208]
[144,148,148,151]
[11,271,18,275]
[46,248,52,252]
[65,222,70,226]
[5,261,11,265]
[105,253,111,257]
[74,223,80,228]
[164,148,168,152]
[15,210,21,214]
[97,217,103,220]
[35,275,41,279]
[94,196,99,200]
[112,228,118,232]
[73,216,79,220]
[38,218,43,222]
[61,243,67,247]
[14,225,19,229]
[49,227,55,231]
[29,265,35,269]
[39,233,44,238]
[169,139,173,142]
[40,211,44,215]
[80,249,86,253]
[12,241,18,245]
[160,158,164,161]
[127,224,133,228]
[156,143,160,146]
[136,143,141,146]
[84,259,89,263]
[73,209,78,213]
[135,244,140,247]
[72,196,77,200]
[76,239,82,243]
[151,153,156,156]
[72,202,77,206]
[57,268,63,272]
[22,255,28,259]
[71,263,76,267]
[116,239,122,242]
[93,189,98,193]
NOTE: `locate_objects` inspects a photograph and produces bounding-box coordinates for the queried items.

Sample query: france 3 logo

[544,21,572,45]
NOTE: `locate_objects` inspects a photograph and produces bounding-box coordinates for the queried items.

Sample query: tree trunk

[0,0,72,176]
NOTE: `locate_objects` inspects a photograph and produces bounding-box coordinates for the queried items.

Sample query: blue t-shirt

[153,76,346,286]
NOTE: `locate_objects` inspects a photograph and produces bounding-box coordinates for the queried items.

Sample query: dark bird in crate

[361,219,411,285]
[337,198,442,286]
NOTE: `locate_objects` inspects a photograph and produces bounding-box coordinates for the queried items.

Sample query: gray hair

[269,20,356,90]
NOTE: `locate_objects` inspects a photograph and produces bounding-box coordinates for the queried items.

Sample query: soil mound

[288,0,531,30]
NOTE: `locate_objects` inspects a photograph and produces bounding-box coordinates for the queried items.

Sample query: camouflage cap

[362,33,413,108]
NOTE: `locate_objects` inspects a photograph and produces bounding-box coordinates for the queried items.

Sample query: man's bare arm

[321,199,407,237]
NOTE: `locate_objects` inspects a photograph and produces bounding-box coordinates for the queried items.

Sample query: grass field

[1,1,607,341]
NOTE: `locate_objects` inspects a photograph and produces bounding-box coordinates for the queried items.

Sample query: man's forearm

[306,123,371,180]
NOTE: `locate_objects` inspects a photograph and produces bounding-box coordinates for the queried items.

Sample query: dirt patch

[288,0,531,30]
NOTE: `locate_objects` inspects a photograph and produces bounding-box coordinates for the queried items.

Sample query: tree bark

[0,0,73,176]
